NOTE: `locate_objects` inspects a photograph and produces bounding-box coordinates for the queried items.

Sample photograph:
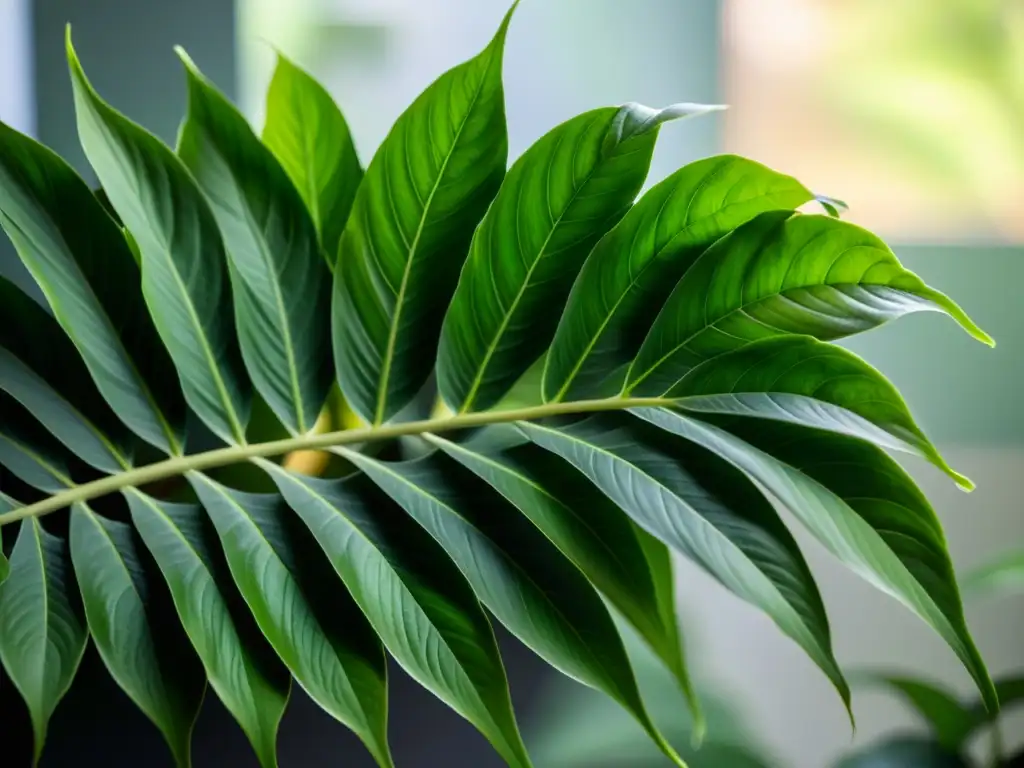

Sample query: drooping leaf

[340,448,685,765]
[627,212,993,396]
[437,102,720,413]
[67,32,251,445]
[836,737,969,768]
[428,434,703,732]
[260,463,533,768]
[543,155,815,402]
[520,414,849,715]
[177,52,333,435]
[187,473,393,768]
[126,491,291,768]
[69,505,206,768]
[0,120,185,454]
[636,408,998,713]
[669,335,970,488]
[0,393,77,493]
[962,550,1024,600]
[0,277,132,472]
[333,5,515,425]
[262,53,363,259]
[0,518,88,765]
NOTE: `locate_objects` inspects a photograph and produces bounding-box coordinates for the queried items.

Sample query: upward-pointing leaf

[69,506,206,768]
[334,5,515,425]
[0,493,13,584]
[126,492,291,768]
[341,449,686,767]
[187,474,393,768]
[67,32,251,445]
[0,277,132,472]
[543,155,815,402]
[627,211,993,396]
[521,414,849,715]
[177,52,333,435]
[428,435,703,733]
[963,550,1024,600]
[637,408,997,713]
[0,120,184,454]
[261,465,533,768]
[0,518,88,765]
[438,102,720,413]
[262,54,363,260]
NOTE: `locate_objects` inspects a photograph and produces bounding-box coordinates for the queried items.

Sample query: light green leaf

[69,505,206,768]
[0,120,185,454]
[0,493,13,584]
[428,434,704,734]
[187,473,393,768]
[260,463,533,768]
[962,550,1024,600]
[627,211,993,396]
[334,5,515,425]
[0,277,132,472]
[520,414,850,715]
[340,448,686,766]
[437,102,719,413]
[543,155,815,402]
[636,408,997,713]
[67,32,251,445]
[0,393,77,493]
[176,52,333,435]
[670,335,971,489]
[0,518,88,765]
[126,492,291,768]
[262,53,363,259]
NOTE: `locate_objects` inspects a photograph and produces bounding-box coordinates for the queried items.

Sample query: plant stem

[0,396,673,525]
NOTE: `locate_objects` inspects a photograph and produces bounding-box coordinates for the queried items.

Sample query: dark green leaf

[636,408,998,713]
[177,52,333,435]
[962,550,1024,600]
[260,463,533,767]
[67,32,251,445]
[627,212,993,396]
[69,505,206,768]
[333,5,515,425]
[0,121,184,454]
[0,493,12,584]
[0,277,132,472]
[341,448,685,765]
[262,53,363,259]
[428,434,703,732]
[437,102,718,413]
[187,473,393,768]
[836,737,969,768]
[0,393,77,493]
[0,518,88,765]
[543,155,815,402]
[126,492,291,768]
[670,335,970,488]
[520,414,849,715]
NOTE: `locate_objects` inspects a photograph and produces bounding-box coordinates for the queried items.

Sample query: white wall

[0,0,33,134]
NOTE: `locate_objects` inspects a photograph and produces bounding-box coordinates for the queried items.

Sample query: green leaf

[340,448,685,766]
[262,53,363,259]
[627,211,994,396]
[67,32,251,445]
[520,414,849,716]
[437,102,719,414]
[0,518,88,765]
[854,673,978,751]
[126,491,291,768]
[428,434,704,734]
[334,4,515,425]
[636,408,998,713]
[962,550,1024,600]
[669,335,971,489]
[176,52,333,435]
[0,493,13,584]
[543,155,815,402]
[0,277,133,472]
[0,393,77,493]
[187,473,393,768]
[69,505,206,768]
[0,120,185,454]
[260,464,533,768]
[836,737,969,768]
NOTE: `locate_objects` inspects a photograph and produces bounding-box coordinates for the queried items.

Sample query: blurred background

[0,0,1021,765]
